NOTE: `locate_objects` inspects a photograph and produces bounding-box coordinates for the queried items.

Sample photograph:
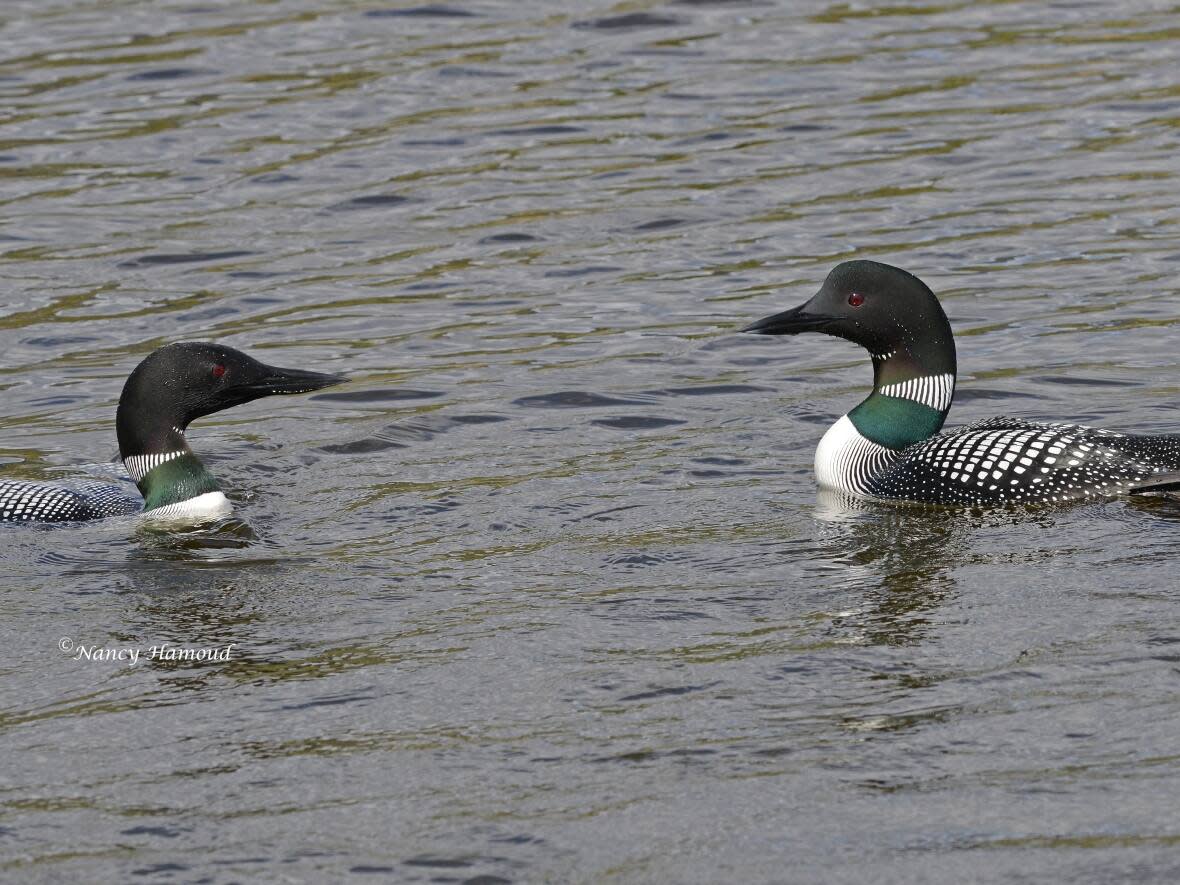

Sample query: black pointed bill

[235,364,347,398]
[741,304,839,335]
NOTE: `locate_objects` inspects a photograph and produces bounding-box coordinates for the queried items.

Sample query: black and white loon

[743,260,1180,505]
[0,342,344,524]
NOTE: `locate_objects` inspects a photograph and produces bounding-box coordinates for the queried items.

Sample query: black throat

[116,390,191,460]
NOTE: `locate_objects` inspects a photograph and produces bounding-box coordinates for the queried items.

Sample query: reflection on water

[3,0,1180,882]
[812,490,964,647]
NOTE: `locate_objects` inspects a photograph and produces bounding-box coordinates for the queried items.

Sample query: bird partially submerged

[0,342,345,524]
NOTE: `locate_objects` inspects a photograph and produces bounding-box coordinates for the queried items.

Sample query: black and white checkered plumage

[0,478,140,523]
[866,417,1180,505]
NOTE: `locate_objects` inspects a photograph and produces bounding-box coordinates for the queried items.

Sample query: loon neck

[846,346,956,450]
[117,396,223,512]
[121,430,221,512]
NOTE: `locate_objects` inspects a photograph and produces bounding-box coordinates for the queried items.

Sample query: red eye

[211,364,226,378]
[848,292,865,307]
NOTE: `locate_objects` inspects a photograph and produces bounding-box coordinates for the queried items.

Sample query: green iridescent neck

[848,394,945,450]
[847,346,955,450]
[138,453,221,512]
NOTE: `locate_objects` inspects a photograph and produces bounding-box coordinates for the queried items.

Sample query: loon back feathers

[744,261,1180,506]
[0,478,140,523]
[1,342,344,525]
[862,417,1180,506]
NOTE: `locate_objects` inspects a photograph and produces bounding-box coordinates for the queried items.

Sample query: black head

[116,342,346,456]
[742,260,954,367]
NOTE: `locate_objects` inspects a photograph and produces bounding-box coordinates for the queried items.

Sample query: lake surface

[3,1,1180,882]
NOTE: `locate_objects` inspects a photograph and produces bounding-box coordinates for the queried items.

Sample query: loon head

[116,342,345,458]
[743,260,957,451]
[742,260,955,369]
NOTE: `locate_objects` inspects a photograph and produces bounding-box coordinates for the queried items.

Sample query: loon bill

[0,342,345,525]
[742,260,1180,506]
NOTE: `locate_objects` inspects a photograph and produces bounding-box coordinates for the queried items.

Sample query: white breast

[140,491,233,526]
[814,415,898,495]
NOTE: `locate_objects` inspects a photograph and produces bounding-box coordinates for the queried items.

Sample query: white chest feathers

[140,491,233,526]
[814,415,899,495]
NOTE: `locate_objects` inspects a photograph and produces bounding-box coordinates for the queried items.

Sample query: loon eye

[211,364,226,379]
[848,292,865,307]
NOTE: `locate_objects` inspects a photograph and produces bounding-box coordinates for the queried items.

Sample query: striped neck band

[878,373,954,413]
[123,451,186,483]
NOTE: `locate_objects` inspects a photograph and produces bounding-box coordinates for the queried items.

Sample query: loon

[0,342,344,524]
[743,260,1180,505]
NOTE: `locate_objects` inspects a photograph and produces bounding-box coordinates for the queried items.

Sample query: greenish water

[3,1,1180,882]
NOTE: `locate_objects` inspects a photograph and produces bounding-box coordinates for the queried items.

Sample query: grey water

[3,1,1180,882]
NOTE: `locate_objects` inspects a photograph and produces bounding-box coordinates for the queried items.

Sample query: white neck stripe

[878,373,954,412]
[123,451,185,483]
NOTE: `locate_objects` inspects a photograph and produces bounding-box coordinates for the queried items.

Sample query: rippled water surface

[4,1,1180,881]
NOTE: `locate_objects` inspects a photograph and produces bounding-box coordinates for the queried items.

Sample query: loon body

[744,261,1180,506]
[0,343,344,524]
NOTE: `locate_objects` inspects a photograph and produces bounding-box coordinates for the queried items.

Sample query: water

[3,1,1180,881]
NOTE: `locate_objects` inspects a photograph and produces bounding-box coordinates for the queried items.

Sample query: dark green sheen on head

[116,342,346,458]
[742,260,958,449]
[742,260,956,376]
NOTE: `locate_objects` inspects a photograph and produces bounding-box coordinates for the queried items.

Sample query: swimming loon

[0,342,344,524]
[743,260,1180,505]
